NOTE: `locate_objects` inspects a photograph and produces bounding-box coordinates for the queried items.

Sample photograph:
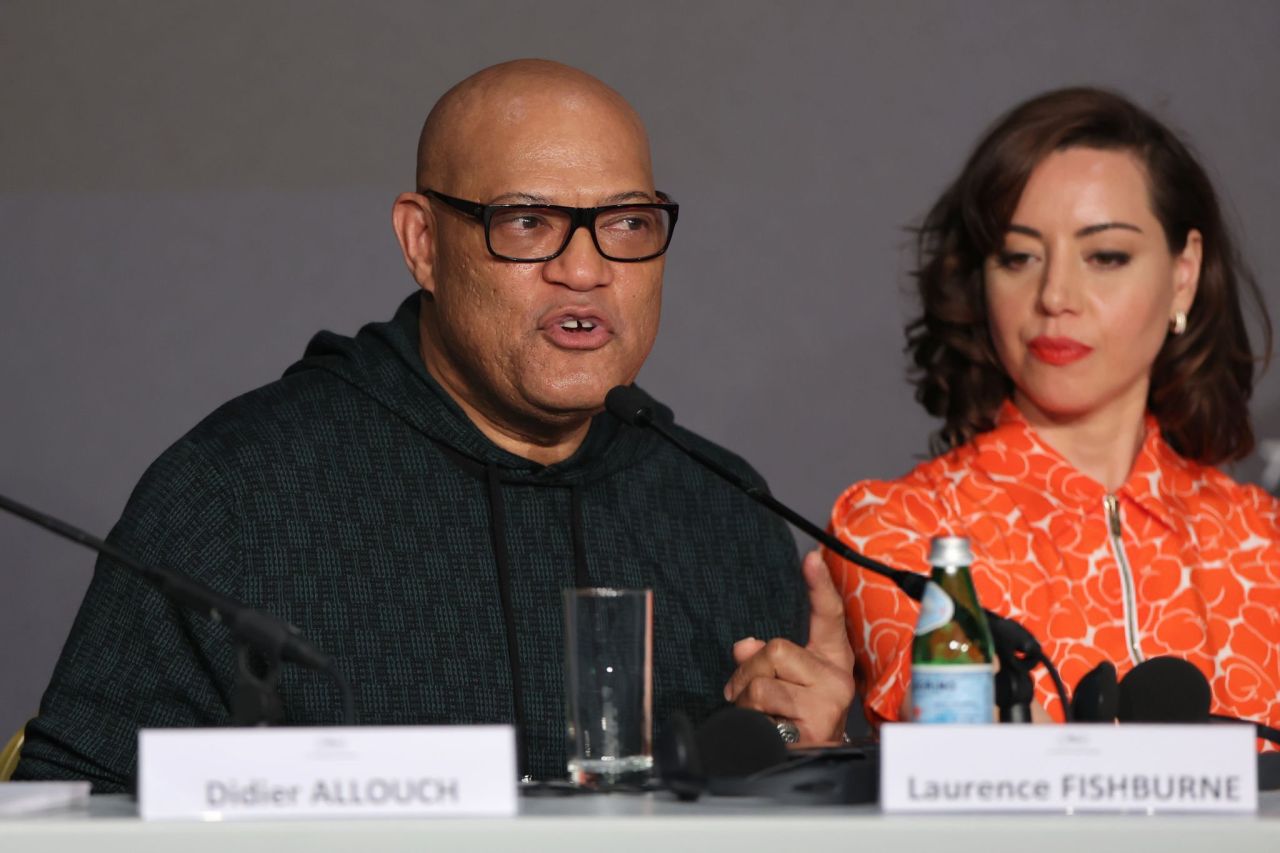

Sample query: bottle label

[910,664,994,724]
[914,581,955,635]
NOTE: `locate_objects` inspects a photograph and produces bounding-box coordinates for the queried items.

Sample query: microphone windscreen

[656,711,705,801]
[1071,660,1118,722]
[604,385,655,426]
[1117,656,1212,723]
[695,706,788,777]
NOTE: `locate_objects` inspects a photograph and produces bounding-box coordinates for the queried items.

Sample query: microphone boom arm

[0,491,356,726]
[606,385,1070,721]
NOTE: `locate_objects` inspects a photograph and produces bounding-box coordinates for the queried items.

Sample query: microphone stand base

[705,745,879,805]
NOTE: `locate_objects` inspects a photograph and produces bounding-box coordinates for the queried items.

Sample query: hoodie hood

[284,292,660,485]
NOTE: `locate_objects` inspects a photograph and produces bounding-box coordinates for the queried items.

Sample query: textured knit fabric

[15,293,805,791]
[828,401,1280,745]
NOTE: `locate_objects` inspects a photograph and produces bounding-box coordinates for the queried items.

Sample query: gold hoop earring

[1170,312,1188,336]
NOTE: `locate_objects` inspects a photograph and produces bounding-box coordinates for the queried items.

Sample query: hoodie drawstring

[569,484,590,589]
[460,449,590,781]
[485,462,528,778]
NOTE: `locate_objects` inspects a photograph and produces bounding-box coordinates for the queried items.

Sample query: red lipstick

[1028,336,1093,366]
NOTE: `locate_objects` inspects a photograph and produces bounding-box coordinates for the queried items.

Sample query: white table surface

[1,791,1278,853]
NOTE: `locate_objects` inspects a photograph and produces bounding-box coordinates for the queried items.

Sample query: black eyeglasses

[420,189,679,263]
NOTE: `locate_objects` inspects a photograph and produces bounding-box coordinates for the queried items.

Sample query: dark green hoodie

[16,294,805,790]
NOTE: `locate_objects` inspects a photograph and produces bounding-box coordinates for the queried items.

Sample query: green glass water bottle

[910,536,996,723]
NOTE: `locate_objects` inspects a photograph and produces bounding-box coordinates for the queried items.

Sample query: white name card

[138,725,517,821]
[881,723,1257,814]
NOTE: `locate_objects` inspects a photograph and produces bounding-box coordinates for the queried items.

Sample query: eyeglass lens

[489,207,672,260]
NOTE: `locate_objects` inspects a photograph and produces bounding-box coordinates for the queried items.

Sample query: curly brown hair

[907,87,1271,464]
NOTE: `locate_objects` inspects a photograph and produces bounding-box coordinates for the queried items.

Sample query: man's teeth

[559,319,597,331]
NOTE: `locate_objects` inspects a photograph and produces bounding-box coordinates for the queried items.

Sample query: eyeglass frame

[418,188,680,263]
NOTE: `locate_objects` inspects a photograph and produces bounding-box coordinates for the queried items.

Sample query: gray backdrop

[3,0,1278,742]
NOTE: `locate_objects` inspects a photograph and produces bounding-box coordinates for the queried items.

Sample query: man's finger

[732,636,766,665]
[731,674,852,745]
[805,549,853,667]
[724,638,789,700]
[731,676,801,721]
[724,638,838,702]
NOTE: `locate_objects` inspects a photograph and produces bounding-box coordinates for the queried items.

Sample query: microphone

[657,707,789,801]
[606,385,930,599]
[605,384,1070,717]
[1115,655,1280,743]
[1117,656,1211,723]
[658,706,877,804]
[693,706,790,778]
[1116,655,1280,790]
[0,491,356,726]
[1070,660,1118,722]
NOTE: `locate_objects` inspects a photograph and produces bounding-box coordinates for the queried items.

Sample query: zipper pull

[1104,493,1122,537]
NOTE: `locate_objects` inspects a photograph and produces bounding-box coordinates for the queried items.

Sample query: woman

[828,87,1279,740]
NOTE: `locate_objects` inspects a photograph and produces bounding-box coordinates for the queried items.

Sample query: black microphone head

[1117,656,1212,723]
[987,612,1043,657]
[604,384,656,426]
[605,384,676,427]
[657,711,706,801]
[1070,660,1118,722]
[695,706,788,778]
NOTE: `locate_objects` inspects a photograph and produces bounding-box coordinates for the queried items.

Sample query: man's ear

[392,193,438,294]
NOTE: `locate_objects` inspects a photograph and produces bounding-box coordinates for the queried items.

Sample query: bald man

[14,61,821,791]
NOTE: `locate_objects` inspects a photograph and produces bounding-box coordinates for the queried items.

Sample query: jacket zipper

[1103,493,1145,666]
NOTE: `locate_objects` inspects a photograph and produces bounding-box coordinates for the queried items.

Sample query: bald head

[415,59,651,193]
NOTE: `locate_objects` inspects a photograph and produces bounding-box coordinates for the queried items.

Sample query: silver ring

[774,718,800,744]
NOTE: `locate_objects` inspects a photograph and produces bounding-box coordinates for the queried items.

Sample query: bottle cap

[928,536,973,567]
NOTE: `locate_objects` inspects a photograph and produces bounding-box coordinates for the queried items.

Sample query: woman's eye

[1090,251,1131,268]
[995,251,1034,271]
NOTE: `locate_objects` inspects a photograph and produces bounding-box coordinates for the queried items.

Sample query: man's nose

[543,225,613,290]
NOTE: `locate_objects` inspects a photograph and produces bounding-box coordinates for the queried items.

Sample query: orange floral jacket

[827,402,1280,747]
